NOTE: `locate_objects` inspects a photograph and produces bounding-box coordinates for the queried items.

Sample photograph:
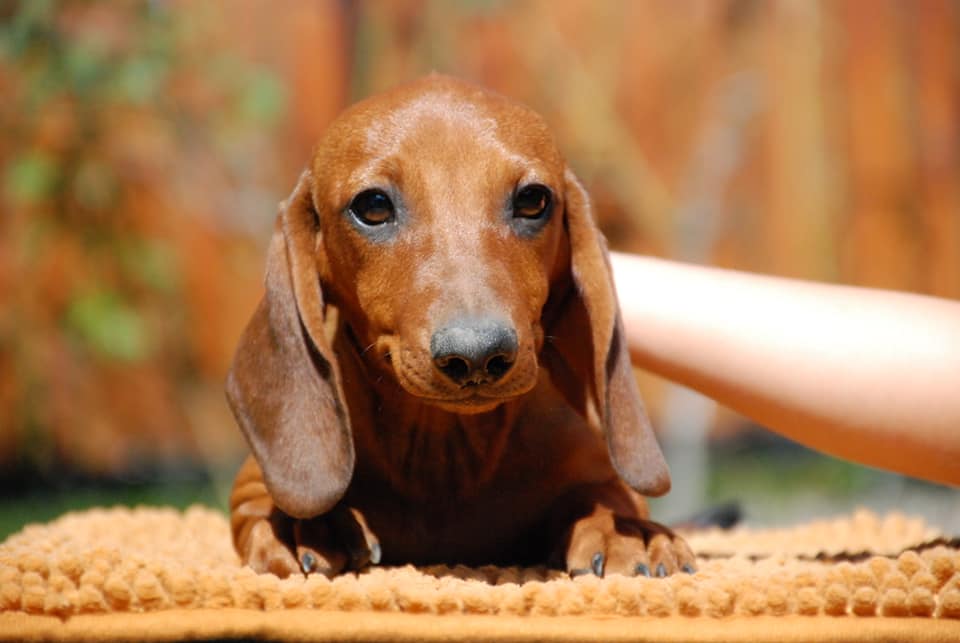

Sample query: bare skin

[611,252,960,487]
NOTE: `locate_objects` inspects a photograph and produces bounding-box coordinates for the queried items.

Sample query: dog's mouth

[416,384,535,415]
[400,364,536,412]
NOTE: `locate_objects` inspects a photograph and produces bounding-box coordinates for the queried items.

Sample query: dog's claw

[591,552,605,577]
[655,563,667,578]
[682,563,696,575]
[300,551,316,574]
[635,563,651,577]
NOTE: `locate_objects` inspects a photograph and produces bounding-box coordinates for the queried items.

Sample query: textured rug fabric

[1,506,958,641]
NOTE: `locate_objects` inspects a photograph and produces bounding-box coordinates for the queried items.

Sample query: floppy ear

[226,171,354,519]
[543,169,671,497]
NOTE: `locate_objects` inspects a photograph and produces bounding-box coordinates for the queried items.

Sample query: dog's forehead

[314,78,563,189]
[366,91,549,156]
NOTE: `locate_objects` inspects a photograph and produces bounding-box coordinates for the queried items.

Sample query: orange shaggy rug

[0,506,958,641]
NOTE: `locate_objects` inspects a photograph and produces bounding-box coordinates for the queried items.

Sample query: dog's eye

[349,189,395,226]
[513,185,551,219]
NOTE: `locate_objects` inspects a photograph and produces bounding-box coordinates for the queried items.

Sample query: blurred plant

[0,0,285,478]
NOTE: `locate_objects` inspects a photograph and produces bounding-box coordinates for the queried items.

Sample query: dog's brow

[364,97,531,170]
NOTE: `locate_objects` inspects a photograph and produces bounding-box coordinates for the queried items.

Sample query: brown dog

[227,75,695,579]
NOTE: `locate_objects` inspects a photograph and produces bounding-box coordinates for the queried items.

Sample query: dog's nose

[431,318,518,386]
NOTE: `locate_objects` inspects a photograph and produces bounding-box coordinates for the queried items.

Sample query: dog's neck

[336,323,520,501]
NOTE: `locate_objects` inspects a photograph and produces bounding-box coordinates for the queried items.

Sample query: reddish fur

[227,75,693,578]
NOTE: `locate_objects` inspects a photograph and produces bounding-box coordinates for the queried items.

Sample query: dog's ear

[543,169,671,497]
[226,171,354,519]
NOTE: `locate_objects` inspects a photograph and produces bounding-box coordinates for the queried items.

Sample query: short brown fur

[228,76,694,578]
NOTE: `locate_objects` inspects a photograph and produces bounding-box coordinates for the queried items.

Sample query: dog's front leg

[546,480,697,578]
[230,456,380,578]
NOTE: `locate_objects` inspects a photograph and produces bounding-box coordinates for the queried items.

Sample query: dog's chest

[346,397,614,566]
[346,471,563,566]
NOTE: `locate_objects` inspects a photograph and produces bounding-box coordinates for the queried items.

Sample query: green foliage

[110,54,169,105]
[1,0,284,360]
[0,0,287,476]
[66,289,149,362]
[3,151,58,206]
[242,71,284,123]
[117,239,179,294]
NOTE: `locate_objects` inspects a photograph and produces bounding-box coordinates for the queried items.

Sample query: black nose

[431,318,518,386]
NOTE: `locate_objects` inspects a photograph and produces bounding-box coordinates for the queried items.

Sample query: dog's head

[227,76,669,519]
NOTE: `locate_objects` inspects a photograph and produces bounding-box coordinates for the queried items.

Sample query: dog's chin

[428,395,508,415]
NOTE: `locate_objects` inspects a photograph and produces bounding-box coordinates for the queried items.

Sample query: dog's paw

[563,507,696,578]
[240,506,380,578]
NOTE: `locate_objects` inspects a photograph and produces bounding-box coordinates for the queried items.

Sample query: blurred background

[1,0,957,539]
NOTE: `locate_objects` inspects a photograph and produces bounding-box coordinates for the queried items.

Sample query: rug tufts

[0,505,958,622]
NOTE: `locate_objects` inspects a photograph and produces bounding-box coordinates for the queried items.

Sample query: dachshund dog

[227,75,695,579]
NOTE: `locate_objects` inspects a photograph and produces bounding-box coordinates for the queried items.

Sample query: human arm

[610,251,960,486]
